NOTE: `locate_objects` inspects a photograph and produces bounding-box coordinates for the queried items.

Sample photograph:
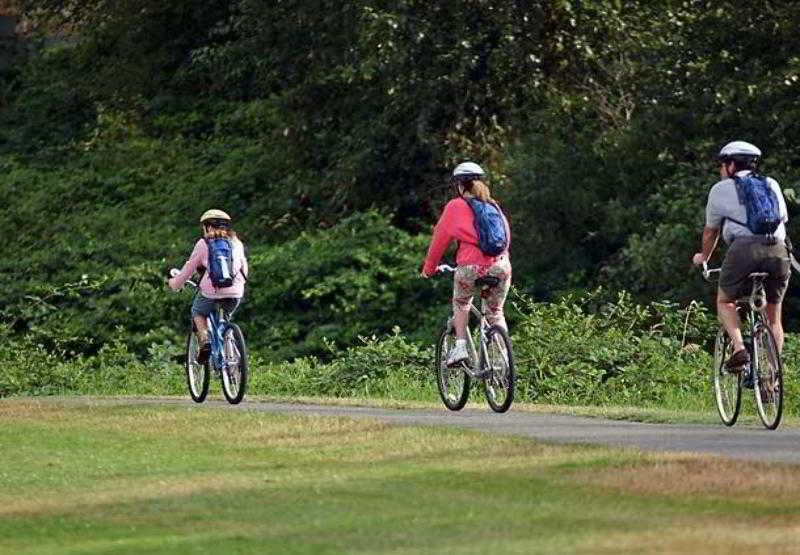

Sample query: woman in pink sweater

[169,209,249,362]
[421,162,511,367]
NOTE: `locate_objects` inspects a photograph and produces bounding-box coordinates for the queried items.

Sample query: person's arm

[169,240,204,290]
[421,202,456,277]
[693,188,722,266]
[693,226,720,266]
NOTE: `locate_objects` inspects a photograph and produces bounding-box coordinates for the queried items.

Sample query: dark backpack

[205,237,235,288]
[730,174,782,235]
[466,198,508,256]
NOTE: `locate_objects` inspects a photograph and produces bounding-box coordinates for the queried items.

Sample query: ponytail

[463,179,493,203]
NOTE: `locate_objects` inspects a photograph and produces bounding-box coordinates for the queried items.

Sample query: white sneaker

[446,340,469,367]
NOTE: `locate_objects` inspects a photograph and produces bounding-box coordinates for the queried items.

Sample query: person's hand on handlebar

[692,252,706,267]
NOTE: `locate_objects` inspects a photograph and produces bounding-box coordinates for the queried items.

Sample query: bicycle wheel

[220,324,248,405]
[753,324,783,430]
[712,328,741,426]
[435,325,471,411]
[483,326,516,413]
[185,332,210,403]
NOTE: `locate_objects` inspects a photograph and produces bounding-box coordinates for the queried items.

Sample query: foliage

[2,206,446,362]
[5,1,800,407]
[242,211,448,359]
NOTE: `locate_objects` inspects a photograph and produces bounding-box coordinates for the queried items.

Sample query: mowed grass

[1,400,800,554]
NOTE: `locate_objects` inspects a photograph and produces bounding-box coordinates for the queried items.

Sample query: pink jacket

[422,197,511,276]
[169,238,248,298]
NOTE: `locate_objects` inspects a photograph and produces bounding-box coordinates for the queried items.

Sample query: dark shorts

[191,294,241,319]
[719,237,790,303]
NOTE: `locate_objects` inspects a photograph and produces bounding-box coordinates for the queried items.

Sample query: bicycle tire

[435,325,470,411]
[483,326,516,413]
[712,328,741,426]
[220,324,248,405]
[185,331,210,403]
[753,323,783,430]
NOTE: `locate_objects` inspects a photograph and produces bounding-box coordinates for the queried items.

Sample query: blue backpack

[205,237,235,288]
[730,174,782,235]
[466,198,508,256]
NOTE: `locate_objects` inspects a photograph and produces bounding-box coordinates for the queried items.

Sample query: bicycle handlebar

[169,268,197,289]
[436,264,457,274]
[702,261,721,282]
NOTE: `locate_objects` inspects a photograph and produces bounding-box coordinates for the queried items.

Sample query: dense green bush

[3,207,448,362]
[510,289,717,408]
[0,325,183,397]
[252,330,434,400]
[6,288,800,416]
[242,211,449,359]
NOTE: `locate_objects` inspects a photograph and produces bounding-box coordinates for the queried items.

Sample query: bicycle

[433,264,516,413]
[703,262,783,429]
[170,269,248,405]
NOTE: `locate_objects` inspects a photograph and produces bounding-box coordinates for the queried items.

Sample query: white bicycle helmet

[200,209,232,227]
[451,161,486,181]
[717,141,762,162]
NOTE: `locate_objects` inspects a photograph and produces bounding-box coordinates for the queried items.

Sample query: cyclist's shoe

[197,341,211,364]
[725,349,750,372]
[446,341,469,367]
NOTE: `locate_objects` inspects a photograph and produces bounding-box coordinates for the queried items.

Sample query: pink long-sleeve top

[169,238,248,298]
[422,198,511,276]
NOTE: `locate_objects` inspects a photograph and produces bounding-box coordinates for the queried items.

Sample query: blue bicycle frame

[207,305,231,372]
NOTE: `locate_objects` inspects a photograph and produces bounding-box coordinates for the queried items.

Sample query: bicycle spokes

[754,327,783,429]
[712,329,741,426]
[435,329,470,411]
[483,328,515,413]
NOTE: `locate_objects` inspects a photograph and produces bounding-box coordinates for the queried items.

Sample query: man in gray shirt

[692,141,790,369]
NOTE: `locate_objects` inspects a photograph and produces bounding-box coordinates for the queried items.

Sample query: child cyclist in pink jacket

[169,209,248,363]
[421,162,512,367]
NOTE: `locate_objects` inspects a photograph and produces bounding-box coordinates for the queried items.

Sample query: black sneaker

[725,349,750,371]
[197,341,211,364]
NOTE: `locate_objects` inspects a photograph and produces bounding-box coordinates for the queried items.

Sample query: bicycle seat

[474,275,501,289]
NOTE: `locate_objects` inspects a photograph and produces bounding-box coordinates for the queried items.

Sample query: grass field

[2,399,800,554]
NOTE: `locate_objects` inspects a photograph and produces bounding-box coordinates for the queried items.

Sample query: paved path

[38,397,800,464]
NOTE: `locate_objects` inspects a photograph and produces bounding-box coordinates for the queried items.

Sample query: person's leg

[717,242,752,367]
[191,295,213,363]
[716,289,745,354]
[763,245,790,353]
[449,267,477,366]
[484,258,512,331]
[453,309,470,340]
[452,266,477,339]
[766,302,784,352]
[193,315,209,341]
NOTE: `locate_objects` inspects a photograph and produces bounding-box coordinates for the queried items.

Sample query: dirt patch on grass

[576,453,800,501]
[0,474,260,517]
[576,516,800,554]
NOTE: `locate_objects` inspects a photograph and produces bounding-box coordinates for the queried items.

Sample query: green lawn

[1,399,800,554]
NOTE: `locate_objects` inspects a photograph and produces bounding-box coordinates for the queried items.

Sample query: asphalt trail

[38,396,800,464]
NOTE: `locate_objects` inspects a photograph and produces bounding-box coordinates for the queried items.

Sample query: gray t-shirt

[705,171,788,245]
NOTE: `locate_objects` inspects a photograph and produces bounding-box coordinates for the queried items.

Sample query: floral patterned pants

[452,256,512,330]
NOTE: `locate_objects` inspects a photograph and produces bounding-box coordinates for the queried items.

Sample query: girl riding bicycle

[169,209,248,363]
[421,162,512,367]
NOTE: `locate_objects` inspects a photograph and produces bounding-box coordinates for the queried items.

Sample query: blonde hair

[203,225,237,240]
[462,179,493,203]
